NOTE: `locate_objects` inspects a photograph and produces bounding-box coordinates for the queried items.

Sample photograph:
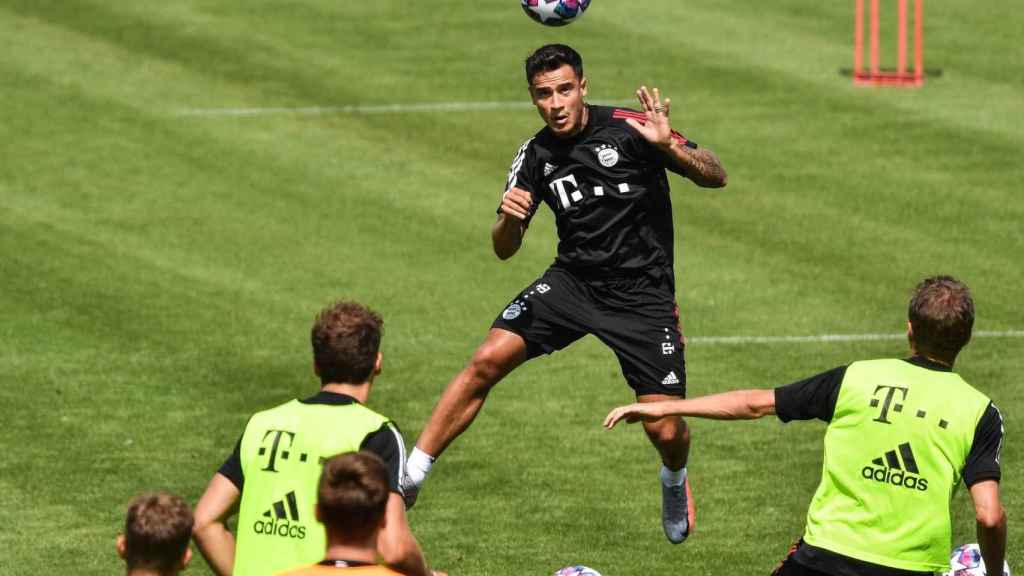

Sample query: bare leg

[415,328,528,458]
[639,393,693,544]
[637,393,690,469]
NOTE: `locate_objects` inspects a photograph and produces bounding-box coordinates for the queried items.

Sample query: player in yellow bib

[605,276,1006,576]
[192,301,440,576]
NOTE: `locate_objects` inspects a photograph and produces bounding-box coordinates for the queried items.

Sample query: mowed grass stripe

[0,0,593,111]
[0,0,353,107]
[0,20,570,338]
[0,4,561,389]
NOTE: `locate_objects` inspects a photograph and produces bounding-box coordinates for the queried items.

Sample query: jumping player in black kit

[404,44,727,544]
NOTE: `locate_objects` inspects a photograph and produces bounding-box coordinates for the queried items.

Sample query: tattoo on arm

[676,146,727,188]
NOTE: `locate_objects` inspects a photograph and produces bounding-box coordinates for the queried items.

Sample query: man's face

[529,64,588,138]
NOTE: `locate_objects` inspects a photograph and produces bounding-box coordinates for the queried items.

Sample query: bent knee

[643,417,690,444]
[466,345,513,385]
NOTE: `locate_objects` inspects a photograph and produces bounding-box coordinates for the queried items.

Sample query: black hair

[525,44,583,85]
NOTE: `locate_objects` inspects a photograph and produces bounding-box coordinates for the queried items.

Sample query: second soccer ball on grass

[553,566,602,576]
[943,543,1010,576]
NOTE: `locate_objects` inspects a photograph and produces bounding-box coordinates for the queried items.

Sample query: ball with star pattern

[943,544,1010,576]
[553,566,602,576]
[521,0,591,26]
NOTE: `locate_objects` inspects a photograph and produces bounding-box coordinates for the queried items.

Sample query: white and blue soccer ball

[554,566,602,576]
[943,543,1010,576]
[521,0,592,26]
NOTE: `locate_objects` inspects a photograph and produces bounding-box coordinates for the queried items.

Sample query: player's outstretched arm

[969,480,1007,576]
[192,473,241,576]
[625,86,728,188]
[491,187,532,260]
[604,389,775,428]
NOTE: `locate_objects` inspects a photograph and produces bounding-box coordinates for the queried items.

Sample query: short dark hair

[317,452,390,542]
[123,492,193,573]
[311,301,383,385]
[525,44,583,85]
[908,276,974,362]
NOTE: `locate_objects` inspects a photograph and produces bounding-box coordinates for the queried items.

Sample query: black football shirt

[501,104,698,282]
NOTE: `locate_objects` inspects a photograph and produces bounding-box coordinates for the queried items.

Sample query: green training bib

[233,400,390,576]
[804,359,989,572]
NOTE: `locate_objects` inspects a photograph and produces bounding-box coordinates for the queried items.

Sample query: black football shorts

[771,540,934,576]
[491,266,686,397]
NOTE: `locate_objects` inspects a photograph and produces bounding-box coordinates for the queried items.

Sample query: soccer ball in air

[553,566,602,576]
[943,543,1010,576]
[521,0,592,26]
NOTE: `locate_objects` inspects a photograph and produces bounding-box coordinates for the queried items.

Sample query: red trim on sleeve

[612,109,690,145]
[669,130,688,145]
[612,109,647,121]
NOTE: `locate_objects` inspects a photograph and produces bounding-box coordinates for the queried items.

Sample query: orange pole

[898,0,907,76]
[914,0,923,81]
[855,0,864,76]
[870,0,880,76]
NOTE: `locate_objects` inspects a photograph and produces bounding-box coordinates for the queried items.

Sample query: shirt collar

[299,390,360,406]
[903,355,953,372]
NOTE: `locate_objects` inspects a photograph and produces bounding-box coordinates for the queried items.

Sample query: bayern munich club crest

[502,301,526,320]
[595,144,619,167]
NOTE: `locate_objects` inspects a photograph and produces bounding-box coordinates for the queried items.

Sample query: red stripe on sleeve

[612,109,647,121]
[614,110,690,145]
[670,130,689,145]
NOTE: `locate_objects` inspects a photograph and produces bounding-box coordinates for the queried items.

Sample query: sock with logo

[406,447,436,485]
[660,464,686,487]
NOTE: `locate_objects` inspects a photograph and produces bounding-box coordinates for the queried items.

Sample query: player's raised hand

[499,186,533,221]
[604,402,666,429]
[624,85,674,151]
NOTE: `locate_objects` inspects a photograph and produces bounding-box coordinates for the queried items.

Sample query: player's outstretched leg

[638,394,693,544]
[403,328,528,507]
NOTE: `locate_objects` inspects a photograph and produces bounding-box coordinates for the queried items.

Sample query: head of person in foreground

[318,451,391,552]
[117,492,193,576]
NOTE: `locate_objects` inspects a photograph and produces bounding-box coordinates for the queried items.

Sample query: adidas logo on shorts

[662,371,679,385]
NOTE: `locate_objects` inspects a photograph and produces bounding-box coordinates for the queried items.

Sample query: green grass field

[2,1,1022,574]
